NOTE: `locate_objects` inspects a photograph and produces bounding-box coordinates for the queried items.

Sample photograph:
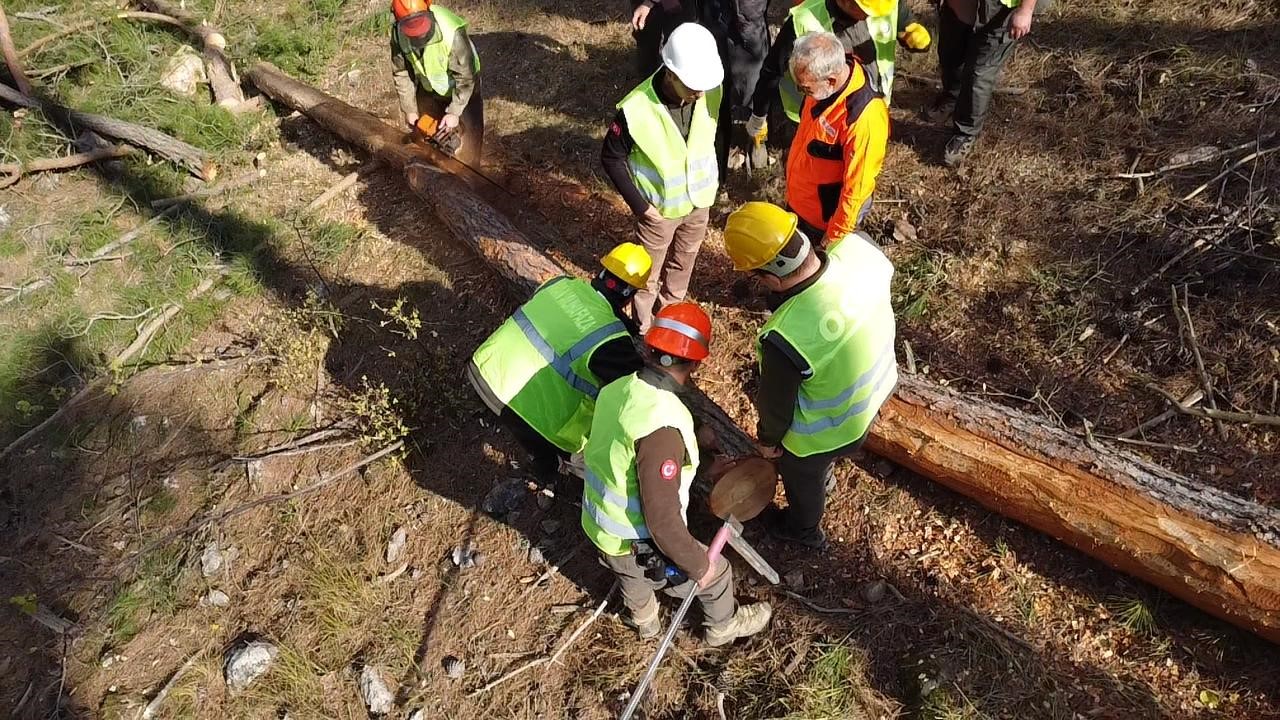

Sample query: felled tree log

[0,81,216,180]
[0,4,32,96]
[244,62,1280,644]
[133,0,249,112]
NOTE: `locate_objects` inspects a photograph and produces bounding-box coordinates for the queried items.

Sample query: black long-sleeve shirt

[755,254,829,447]
[750,0,914,117]
[601,70,729,216]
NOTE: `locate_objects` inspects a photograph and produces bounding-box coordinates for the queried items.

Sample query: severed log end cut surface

[870,375,1280,643]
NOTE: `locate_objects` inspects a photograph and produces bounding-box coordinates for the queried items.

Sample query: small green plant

[9,593,39,615]
[344,376,409,447]
[145,488,179,517]
[784,642,879,719]
[105,547,185,645]
[307,220,365,262]
[371,297,422,340]
[1108,595,1158,636]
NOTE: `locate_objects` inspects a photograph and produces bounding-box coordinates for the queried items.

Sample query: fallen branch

[0,81,216,180]
[1113,134,1278,179]
[0,378,106,464]
[0,4,32,95]
[29,59,94,80]
[522,544,585,595]
[138,647,205,720]
[1147,384,1280,427]
[1118,388,1204,438]
[778,589,861,616]
[468,582,617,696]
[1183,144,1280,201]
[305,165,369,212]
[133,0,249,111]
[0,145,133,188]
[151,167,265,209]
[114,440,404,571]
[18,11,185,58]
[113,272,223,369]
[1129,206,1245,297]
[1174,286,1226,439]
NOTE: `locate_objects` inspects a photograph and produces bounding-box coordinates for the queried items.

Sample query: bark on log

[0,81,215,180]
[133,0,249,112]
[244,63,1280,644]
[0,4,32,96]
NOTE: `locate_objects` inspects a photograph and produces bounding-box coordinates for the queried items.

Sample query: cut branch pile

[246,62,1280,644]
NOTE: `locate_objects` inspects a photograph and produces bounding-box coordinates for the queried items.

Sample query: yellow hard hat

[854,0,895,16]
[601,242,653,289]
[723,202,799,271]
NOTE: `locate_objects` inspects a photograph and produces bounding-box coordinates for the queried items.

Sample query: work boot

[704,602,773,647]
[764,507,830,552]
[943,134,976,168]
[920,93,955,124]
[629,600,661,639]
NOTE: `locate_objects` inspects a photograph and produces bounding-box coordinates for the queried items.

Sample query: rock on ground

[204,589,230,607]
[200,542,224,577]
[159,45,207,96]
[386,526,408,564]
[224,641,277,692]
[359,665,394,715]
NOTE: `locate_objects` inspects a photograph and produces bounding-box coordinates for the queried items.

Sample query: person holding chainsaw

[601,23,727,333]
[723,202,897,551]
[467,244,652,488]
[741,0,930,165]
[581,302,773,645]
[390,0,484,165]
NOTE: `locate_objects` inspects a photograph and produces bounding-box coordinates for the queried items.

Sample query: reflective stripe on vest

[579,373,698,556]
[395,6,478,97]
[618,74,722,219]
[782,0,899,118]
[471,277,630,453]
[757,233,897,456]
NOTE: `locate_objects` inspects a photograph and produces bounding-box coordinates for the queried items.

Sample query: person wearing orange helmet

[580,302,772,645]
[390,0,484,165]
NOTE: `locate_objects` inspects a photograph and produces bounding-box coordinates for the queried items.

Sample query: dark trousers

[778,433,867,534]
[498,406,564,482]
[416,82,485,166]
[720,0,770,121]
[630,0,696,77]
[937,3,1017,139]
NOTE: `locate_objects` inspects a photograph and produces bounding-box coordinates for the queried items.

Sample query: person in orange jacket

[784,31,888,245]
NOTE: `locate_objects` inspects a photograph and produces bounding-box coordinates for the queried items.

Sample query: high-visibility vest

[780,0,899,119]
[393,6,480,97]
[471,277,630,453]
[580,373,699,556]
[617,73,722,219]
[757,233,897,456]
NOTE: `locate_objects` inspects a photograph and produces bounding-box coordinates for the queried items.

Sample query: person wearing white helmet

[601,23,727,333]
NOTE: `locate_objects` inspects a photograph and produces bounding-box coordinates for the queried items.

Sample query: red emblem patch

[659,459,679,481]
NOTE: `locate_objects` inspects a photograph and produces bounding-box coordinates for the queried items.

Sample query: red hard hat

[392,0,431,19]
[645,302,711,362]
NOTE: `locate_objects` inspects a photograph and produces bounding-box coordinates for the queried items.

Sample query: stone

[442,655,465,679]
[481,479,525,517]
[200,542,224,577]
[204,589,231,607]
[223,641,277,692]
[129,415,148,433]
[450,545,483,569]
[784,570,804,590]
[535,493,554,511]
[860,580,887,604]
[540,519,561,535]
[528,546,545,565]
[358,665,394,715]
[0,206,10,233]
[386,526,408,564]
[159,45,207,96]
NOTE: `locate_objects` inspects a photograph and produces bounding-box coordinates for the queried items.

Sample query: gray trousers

[416,84,485,167]
[937,2,1018,139]
[603,550,735,626]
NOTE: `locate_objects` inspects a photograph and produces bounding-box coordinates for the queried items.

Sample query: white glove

[744,114,767,140]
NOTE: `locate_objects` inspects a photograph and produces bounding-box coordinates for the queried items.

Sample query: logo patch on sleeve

[659,459,679,481]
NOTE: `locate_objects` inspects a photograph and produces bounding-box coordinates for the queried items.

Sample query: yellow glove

[900,22,931,52]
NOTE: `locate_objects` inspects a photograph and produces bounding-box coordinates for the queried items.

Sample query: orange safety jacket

[785,61,889,241]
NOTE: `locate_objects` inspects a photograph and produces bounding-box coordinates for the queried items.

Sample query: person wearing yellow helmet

[722,202,898,550]
[928,0,1049,167]
[467,244,653,489]
[744,0,932,147]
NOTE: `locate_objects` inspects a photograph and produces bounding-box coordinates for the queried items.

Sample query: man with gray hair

[783,31,889,245]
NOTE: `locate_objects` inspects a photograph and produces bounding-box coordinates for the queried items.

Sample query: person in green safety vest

[390,0,484,166]
[581,301,773,645]
[742,0,931,154]
[601,23,727,333]
[926,0,1049,167]
[467,243,653,490]
[722,202,897,550]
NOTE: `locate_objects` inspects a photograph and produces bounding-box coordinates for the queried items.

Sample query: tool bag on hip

[633,540,688,586]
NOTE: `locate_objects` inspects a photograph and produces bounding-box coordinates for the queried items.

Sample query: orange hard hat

[645,302,711,362]
[392,0,431,20]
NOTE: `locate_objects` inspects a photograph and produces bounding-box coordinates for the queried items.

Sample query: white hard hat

[660,23,724,93]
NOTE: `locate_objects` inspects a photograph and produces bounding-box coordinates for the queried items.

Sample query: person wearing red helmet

[580,302,772,646]
[390,0,484,165]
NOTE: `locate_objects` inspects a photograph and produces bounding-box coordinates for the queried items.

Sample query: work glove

[744,114,768,143]
[899,22,931,52]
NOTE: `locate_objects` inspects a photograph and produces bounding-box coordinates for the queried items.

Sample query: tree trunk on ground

[133,0,249,112]
[0,4,32,96]
[244,61,1280,645]
[0,81,216,180]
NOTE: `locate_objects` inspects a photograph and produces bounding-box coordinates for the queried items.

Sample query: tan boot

[704,602,772,647]
[631,599,661,639]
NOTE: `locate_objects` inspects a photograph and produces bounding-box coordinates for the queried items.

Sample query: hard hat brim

[670,64,725,93]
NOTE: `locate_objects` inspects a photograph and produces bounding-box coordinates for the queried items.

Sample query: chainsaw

[411,114,462,156]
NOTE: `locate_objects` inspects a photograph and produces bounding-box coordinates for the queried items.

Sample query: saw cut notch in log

[245,61,1280,645]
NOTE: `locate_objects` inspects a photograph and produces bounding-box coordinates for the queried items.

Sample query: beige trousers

[632,206,710,332]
